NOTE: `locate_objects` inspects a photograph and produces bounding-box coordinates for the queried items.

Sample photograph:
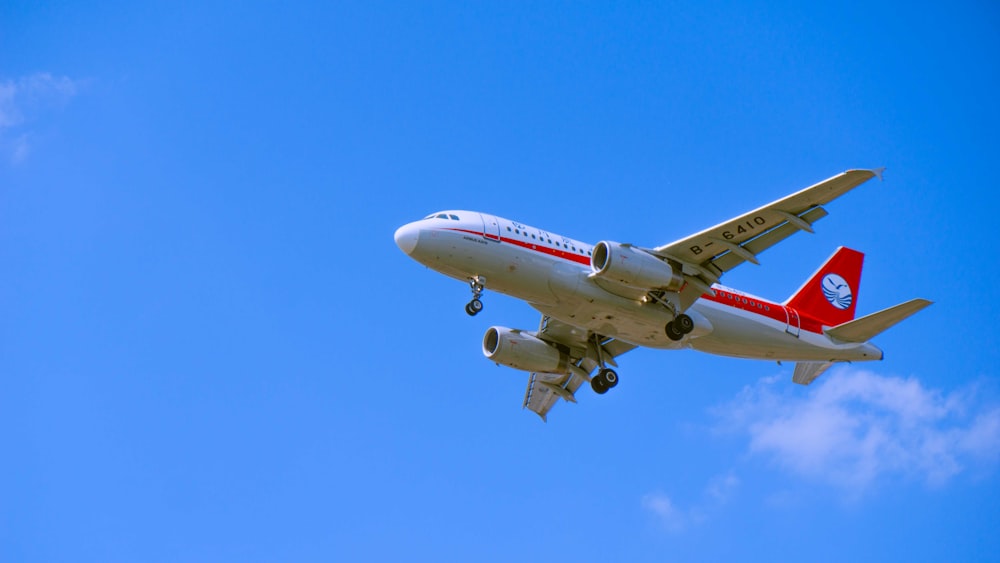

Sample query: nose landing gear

[465,276,486,316]
[465,299,483,316]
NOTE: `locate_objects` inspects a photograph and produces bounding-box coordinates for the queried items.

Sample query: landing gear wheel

[600,368,619,389]
[665,321,683,341]
[591,375,609,395]
[465,298,483,316]
[465,276,486,316]
[675,314,694,334]
[469,298,483,313]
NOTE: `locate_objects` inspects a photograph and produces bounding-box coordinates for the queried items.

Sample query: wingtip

[872,167,886,181]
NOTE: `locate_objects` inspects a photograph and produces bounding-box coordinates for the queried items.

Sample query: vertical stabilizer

[784,247,864,327]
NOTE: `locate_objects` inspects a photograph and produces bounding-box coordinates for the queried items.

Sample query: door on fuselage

[785,307,801,337]
[481,213,501,241]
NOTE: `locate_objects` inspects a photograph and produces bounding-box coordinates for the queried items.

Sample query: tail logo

[822,273,853,310]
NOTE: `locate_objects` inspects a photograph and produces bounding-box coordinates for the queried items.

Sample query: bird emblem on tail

[822,273,853,310]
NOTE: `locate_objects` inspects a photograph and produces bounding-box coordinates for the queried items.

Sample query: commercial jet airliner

[394,169,931,420]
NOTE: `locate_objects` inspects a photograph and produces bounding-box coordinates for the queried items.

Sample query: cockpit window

[449,214,459,220]
[435,213,449,219]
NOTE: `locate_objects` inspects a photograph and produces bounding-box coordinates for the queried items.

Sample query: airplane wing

[521,315,636,421]
[649,169,882,308]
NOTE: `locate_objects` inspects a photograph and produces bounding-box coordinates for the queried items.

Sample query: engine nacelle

[483,326,569,374]
[591,241,685,291]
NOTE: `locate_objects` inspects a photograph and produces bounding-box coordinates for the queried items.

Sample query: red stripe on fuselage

[701,289,825,334]
[443,228,592,266]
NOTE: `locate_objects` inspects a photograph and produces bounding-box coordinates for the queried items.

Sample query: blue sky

[2,2,999,561]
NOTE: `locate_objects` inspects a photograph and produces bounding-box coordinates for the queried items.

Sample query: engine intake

[591,241,685,291]
[483,327,569,374]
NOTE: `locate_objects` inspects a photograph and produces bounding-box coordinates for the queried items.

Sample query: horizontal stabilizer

[793,361,833,385]
[824,298,933,343]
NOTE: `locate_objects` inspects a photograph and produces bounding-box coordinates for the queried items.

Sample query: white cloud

[714,367,1000,494]
[642,471,740,533]
[705,471,740,503]
[642,492,686,532]
[0,72,80,163]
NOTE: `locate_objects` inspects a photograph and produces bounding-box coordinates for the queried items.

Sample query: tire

[676,314,694,334]
[591,376,608,395]
[469,299,483,313]
[602,369,619,388]
[665,321,683,341]
[465,303,477,316]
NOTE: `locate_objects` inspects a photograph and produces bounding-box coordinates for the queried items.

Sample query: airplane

[394,169,932,420]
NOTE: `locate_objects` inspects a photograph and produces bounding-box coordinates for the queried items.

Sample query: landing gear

[590,368,618,394]
[675,313,694,334]
[590,333,620,395]
[465,299,483,316]
[665,321,683,341]
[665,313,694,341]
[465,276,486,316]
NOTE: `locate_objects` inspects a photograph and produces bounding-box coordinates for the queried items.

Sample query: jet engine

[483,326,569,374]
[591,241,685,291]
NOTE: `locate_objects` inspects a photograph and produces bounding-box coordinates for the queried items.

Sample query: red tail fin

[784,247,864,327]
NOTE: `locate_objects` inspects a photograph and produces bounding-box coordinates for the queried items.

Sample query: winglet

[873,167,886,181]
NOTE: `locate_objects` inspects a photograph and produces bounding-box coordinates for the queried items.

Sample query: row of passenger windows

[721,292,770,311]
[505,225,592,255]
[426,213,461,221]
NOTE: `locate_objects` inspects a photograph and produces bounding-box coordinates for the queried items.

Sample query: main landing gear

[590,334,619,395]
[665,313,694,341]
[465,276,486,316]
[590,367,619,395]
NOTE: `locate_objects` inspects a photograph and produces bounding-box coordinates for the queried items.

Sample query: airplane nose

[394,223,420,255]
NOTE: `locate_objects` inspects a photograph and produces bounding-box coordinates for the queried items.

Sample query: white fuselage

[395,211,882,363]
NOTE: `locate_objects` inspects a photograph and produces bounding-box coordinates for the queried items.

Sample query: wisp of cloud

[713,367,1000,494]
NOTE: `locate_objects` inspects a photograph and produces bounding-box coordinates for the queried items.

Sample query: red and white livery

[394,169,931,420]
